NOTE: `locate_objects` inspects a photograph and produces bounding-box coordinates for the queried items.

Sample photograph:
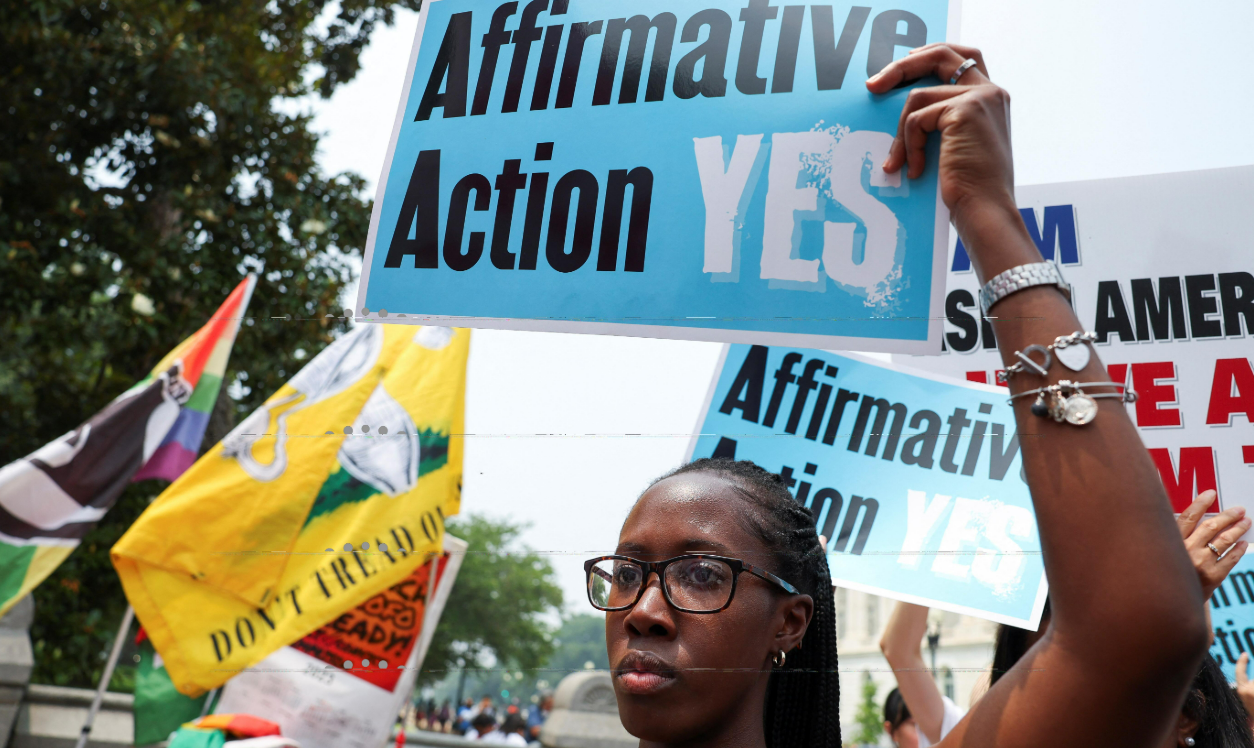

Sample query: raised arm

[880,602,946,744]
[867,44,1209,748]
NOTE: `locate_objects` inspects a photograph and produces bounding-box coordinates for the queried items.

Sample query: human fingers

[1238,652,1251,687]
[908,43,990,78]
[1213,519,1253,556]
[867,44,989,94]
[1177,490,1219,539]
[1214,541,1250,583]
[1187,505,1248,549]
[884,85,967,174]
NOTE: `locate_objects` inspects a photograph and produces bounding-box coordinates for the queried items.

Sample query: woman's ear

[1174,709,1199,747]
[884,721,893,736]
[773,594,815,652]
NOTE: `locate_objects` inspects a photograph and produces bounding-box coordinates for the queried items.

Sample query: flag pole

[199,687,219,718]
[75,604,135,748]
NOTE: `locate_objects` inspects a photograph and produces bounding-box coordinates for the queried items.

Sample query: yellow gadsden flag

[112,324,468,695]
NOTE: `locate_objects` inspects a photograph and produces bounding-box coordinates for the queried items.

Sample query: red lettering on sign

[1243,445,1254,464]
[1106,364,1129,388]
[1206,358,1254,425]
[1149,447,1218,512]
[965,371,987,385]
[1131,362,1181,428]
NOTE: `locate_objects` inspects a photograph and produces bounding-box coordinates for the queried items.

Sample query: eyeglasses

[583,554,799,614]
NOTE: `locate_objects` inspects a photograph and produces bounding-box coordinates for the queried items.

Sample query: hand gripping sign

[356,0,960,353]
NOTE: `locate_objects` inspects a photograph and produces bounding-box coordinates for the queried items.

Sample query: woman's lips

[618,670,674,694]
[615,651,677,695]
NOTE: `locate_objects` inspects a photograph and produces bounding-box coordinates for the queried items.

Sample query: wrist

[952,193,1043,284]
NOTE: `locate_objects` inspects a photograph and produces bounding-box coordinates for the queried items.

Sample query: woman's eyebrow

[676,538,731,552]
[614,539,732,554]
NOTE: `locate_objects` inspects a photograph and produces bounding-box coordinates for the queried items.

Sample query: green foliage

[852,673,883,746]
[542,613,609,678]
[419,515,564,689]
[0,0,416,688]
[425,613,607,708]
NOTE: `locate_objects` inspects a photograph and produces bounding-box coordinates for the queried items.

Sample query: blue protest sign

[356,0,957,353]
[1210,554,1254,682]
[688,344,1048,627]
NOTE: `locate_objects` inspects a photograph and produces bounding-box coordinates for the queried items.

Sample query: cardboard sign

[1210,553,1254,682]
[688,345,1048,628]
[355,0,960,353]
[894,166,1254,526]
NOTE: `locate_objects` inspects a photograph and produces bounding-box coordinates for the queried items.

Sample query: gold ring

[1208,542,1223,557]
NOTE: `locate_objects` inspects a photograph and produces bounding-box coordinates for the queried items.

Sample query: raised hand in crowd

[880,603,964,748]
[1177,490,1250,599]
[1234,654,1254,727]
[867,42,1211,748]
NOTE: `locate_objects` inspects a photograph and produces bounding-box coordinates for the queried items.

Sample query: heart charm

[1054,342,1091,371]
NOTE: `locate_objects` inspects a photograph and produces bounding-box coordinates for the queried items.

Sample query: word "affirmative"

[415,0,928,119]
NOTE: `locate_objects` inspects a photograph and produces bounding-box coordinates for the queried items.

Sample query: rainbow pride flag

[132,278,256,482]
[0,276,254,616]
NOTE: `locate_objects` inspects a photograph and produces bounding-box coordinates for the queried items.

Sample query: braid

[648,457,842,748]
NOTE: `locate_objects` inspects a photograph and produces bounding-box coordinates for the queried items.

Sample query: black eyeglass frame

[583,554,801,614]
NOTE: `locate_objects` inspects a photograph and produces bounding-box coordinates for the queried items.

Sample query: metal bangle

[1008,381,1136,426]
[1008,381,1138,404]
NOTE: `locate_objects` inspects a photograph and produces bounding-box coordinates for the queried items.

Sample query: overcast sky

[301,0,1254,611]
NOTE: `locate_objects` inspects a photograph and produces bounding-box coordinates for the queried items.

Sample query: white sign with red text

[896,166,1254,523]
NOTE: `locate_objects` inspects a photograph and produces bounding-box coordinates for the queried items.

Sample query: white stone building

[832,588,999,746]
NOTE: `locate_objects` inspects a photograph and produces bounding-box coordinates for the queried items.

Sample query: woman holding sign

[584,41,1223,748]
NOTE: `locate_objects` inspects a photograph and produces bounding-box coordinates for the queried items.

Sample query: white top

[916,696,967,748]
[471,731,525,745]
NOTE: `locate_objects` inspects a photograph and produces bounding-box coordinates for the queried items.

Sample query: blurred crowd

[405,692,555,745]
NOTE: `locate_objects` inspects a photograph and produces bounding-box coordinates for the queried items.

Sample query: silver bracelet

[1048,331,1097,371]
[997,330,1099,383]
[979,260,1071,315]
[1008,380,1137,426]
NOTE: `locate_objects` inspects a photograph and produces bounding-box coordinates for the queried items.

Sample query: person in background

[528,692,553,741]
[1235,655,1254,729]
[436,700,452,733]
[477,695,497,720]
[890,488,1249,747]
[883,687,919,748]
[499,714,529,746]
[455,697,476,734]
[879,604,967,747]
[467,713,501,742]
[1169,654,1254,748]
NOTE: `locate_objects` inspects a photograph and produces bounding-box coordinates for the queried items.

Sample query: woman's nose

[623,574,675,638]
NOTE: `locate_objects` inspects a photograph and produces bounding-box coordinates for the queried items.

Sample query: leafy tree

[420,515,564,690]
[0,0,419,688]
[427,613,609,709]
[542,613,609,680]
[852,672,883,746]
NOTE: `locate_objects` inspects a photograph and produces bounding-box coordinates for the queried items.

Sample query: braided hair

[647,457,841,748]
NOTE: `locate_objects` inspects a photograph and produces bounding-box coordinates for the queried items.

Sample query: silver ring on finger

[1208,542,1224,558]
[949,57,979,86]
